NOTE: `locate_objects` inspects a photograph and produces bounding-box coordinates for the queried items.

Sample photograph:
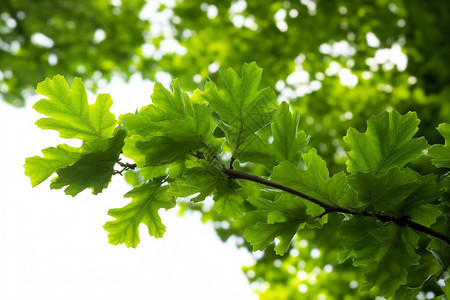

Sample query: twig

[114,161,137,176]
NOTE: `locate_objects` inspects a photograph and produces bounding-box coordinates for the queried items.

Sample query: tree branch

[222,167,450,246]
[114,161,137,176]
[222,167,346,213]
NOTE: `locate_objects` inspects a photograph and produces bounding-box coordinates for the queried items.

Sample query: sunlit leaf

[24,144,82,187]
[197,62,277,150]
[104,179,175,247]
[34,75,117,140]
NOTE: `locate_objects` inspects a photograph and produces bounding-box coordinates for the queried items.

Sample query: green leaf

[340,216,421,296]
[119,78,194,137]
[24,144,82,187]
[197,62,277,150]
[428,123,450,168]
[122,134,147,167]
[213,180,244,219]
[271,149,358,209]
[244,195,322,255]
[34,75,117,140]
[394,254,441,300]
[124,170,143,187]
[344,110,429,175]
[427,215,450,271]
[50,129,126,196]
[443,278,450,298]
[271,102,309,165]
[348,168,418,213]
[248,194,323,223]
[169,165,222,202]
[237,101,309,168]
[103,179,175,247]
[148,78,194,121]
[243,221,299,255]
[348,168,442,226]
[122,79,221,168]
[137,135,205,166]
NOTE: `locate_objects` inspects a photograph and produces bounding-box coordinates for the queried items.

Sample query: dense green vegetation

[5,0,450,298]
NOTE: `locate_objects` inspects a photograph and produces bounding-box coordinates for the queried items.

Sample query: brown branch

[114,161,137,176]
[223,167,345,213]
[222,167,450,246]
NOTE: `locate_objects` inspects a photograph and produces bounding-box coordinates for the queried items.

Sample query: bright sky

[0,75,257,300]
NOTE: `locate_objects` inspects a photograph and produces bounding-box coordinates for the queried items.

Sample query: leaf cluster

[25,63,450,299]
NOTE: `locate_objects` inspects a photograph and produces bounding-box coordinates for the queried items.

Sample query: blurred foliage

[10,0,450,298]
[0,0,148,106]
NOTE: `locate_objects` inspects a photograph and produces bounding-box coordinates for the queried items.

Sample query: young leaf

[34,75,117,140]
[119,78,194,137]
[271,149,358,209]
[339,216,420,296]
[24,144,82,187]
[104,179,175,248]
[197,62,277,150]
[130,83,221,166]
[344,110,429,175]
[50,129,126,196]
[428,123,450,168]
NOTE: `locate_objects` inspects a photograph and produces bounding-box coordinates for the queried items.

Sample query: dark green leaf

[50,129,126,196]
[340,216,421,296]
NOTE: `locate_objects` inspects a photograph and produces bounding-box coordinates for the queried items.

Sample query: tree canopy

[7,0,450,299]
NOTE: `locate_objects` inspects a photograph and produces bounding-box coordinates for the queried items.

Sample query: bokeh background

[1,0,449,299]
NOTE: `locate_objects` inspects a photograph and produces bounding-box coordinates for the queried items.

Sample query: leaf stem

[222,167,450,246]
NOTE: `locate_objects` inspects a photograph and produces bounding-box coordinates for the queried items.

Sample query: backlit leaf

[197,62,277,150]
[34,75,117,140]
[104,179,175,247]
[24,144,82,187]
